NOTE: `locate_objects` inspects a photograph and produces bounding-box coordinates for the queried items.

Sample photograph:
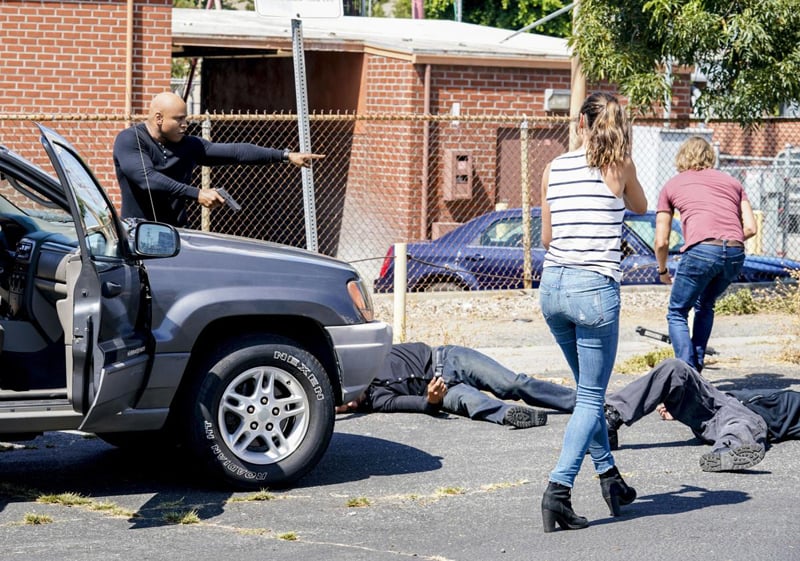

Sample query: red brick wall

[0,0,173,204]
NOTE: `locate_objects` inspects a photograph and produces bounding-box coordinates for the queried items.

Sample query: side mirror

[133,222,180,258]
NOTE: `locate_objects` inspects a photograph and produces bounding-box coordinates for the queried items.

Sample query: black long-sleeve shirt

[367,342,442,415]
[113,123,284,227]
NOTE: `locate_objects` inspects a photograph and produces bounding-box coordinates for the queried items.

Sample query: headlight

[347,278,374,322]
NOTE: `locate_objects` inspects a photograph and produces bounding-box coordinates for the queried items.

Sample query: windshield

[473,216,543,248]
[625,214,684,253]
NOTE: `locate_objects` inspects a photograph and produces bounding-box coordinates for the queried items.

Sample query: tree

[388,0,572,37]
[571,0,800,125]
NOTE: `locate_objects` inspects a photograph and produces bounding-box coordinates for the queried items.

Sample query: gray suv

[0,125,391,488]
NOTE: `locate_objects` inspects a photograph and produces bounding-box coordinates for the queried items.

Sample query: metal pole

[500,2,575,43]
[291,18,319,252]
[569,0,586,151]
[201,116,212,232]
[392,243,407,343]
[521,120,532,289]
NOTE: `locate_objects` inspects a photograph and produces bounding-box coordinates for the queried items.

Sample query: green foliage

[173,0,254,9]
[615,347,674,374]
[715,288,758,316]
[379,0,571,36]
[572,0,800,125]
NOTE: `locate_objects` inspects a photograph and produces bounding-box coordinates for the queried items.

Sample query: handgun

[216,188,241,212]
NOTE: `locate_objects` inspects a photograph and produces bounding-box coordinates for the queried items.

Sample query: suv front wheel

[186,335,335,489]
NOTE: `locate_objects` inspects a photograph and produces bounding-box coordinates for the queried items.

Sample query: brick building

[0,0,173,201]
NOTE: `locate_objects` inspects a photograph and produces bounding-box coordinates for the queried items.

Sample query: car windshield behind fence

[624,215,685,253]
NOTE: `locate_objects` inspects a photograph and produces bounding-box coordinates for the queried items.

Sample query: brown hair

[675,136,716,172]
[581,92,630,169]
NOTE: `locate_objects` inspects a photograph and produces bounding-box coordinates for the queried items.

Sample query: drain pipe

[420,63,431,239]
[125,0,134,123]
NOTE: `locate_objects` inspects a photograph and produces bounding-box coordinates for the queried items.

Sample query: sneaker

[504,406,547,429]
[604,404,623,450]
[699,444,765,472]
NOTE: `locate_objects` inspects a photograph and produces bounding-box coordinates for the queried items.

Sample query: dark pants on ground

[605,358,767,453]
[439,345,576,425]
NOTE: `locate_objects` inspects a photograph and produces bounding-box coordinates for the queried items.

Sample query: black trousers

[606,358,768,452]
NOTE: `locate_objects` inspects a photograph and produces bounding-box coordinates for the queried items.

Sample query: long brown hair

[581,92,630,169]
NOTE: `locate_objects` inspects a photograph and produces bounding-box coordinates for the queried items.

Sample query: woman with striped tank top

[539,92,647,532]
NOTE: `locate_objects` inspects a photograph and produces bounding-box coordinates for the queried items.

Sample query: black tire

[184,335,335,489]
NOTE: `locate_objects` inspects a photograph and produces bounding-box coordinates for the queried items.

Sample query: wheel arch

[173,315,343,412]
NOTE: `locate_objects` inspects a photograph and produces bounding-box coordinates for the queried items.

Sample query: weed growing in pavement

[37,492,92,507]
[278,532,298,541]
[229,489,275,502]
[37,492,136,518]
[615,347,674,374]
[23,513,53,525]
[163,509,200,524]
[346,497,371,507]
[435,486,465,496]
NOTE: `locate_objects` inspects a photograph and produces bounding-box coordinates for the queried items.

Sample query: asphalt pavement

[1,308,799,561]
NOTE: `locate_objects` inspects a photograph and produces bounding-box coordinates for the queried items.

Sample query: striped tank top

[543,147,626,282]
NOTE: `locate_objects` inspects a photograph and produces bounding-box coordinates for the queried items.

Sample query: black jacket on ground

[367,342,441,415]
[735,389,800,442]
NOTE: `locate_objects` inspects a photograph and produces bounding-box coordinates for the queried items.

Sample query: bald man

[113,92,323,227]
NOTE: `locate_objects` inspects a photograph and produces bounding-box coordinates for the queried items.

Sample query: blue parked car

[374,208,800,292]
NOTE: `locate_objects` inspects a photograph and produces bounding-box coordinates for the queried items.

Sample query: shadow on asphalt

[588,484,751,526]
[0,424,442,526]
[713,372,800,392]
[299,430,443,487]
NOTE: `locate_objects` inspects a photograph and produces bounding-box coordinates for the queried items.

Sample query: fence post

[201,116,212,232]
[392,242,407,343]
[520,119,532,289]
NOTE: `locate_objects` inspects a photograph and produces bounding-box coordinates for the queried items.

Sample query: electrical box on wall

[443,150,473,200]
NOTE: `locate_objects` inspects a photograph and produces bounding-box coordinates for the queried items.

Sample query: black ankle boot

[599,466,637,517]
[541,481,589,533]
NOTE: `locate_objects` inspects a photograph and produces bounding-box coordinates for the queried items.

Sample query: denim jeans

[440,345,576,424]
[667,243,745,371]
[539,266,619,487]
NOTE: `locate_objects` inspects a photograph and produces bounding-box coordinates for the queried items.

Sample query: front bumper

[326,321,392,402]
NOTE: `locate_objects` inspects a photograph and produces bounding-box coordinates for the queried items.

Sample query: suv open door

[37,124,169,431]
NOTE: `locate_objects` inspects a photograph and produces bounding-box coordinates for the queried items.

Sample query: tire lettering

[209,440,267,481]
[273,350,326,400]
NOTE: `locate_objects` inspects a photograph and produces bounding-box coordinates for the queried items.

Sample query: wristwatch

[282,148,291,162]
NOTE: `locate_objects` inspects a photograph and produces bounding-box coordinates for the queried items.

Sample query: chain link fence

[1,113,799,292]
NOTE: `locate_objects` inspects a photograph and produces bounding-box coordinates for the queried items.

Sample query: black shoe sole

[699,444,765,472]
[505,407,547,428]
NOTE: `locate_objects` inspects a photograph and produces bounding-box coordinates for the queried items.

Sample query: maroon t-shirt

[657,168,749,252]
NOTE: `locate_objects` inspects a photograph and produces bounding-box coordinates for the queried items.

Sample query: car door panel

[37,124,152,424]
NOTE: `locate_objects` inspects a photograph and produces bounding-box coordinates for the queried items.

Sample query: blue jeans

[440,345,576,424]
[667,243,745,372]
[539,266,619,487]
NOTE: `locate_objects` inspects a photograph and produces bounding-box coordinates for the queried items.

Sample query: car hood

[141,229,363,326]
[155,229,355,273]
[744,254,800,274]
